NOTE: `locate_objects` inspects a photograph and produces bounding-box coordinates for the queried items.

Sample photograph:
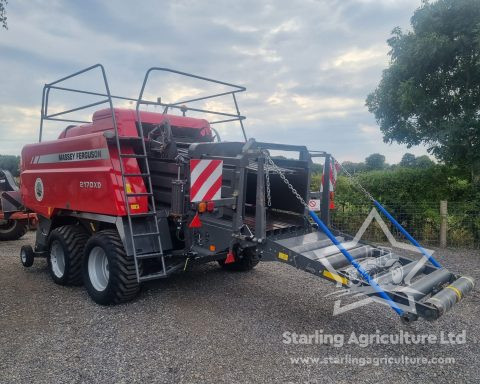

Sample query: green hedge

[332,166,477,205]
[312,165,479,248]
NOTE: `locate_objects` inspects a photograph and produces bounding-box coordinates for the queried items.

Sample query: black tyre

[20,245,34,267]
[0,219,27,241]
[83,230,140,305]
[47,225,89,286]
[219,246,260,272]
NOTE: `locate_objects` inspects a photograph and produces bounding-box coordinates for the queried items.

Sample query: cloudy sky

[0,0,429,164]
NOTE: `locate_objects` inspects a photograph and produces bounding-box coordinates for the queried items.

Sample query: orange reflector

[130,204,140,210]
[189,213,202,228]
[225,250,235,264]
[329,191,335,210]
[209,245,216,252]
[198,202,207,213]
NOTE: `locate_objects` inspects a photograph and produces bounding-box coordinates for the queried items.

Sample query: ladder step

[126,192,153,197]
[139,271,167,282]
[123,173,150,177]
[119,136,143,140]
[129,212,156,218]
[120,153,147,158]
[135,252,163,259]
[132,232,159,237]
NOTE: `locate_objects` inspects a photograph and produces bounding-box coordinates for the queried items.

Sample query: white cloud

[332,44,389,69]
[359,123,380,135]
[292,95,362,111]
[232,46,282,63]
[212,19,260,33]
[0,105,41,155]
[269,19,300,34]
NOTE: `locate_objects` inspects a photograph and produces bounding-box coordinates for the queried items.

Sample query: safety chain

[265,166,272,207]
[336,160,375,202]
[262,150,309,210]
[262,151,375,208]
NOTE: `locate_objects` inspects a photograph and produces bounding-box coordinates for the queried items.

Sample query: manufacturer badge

[34,178,44,201]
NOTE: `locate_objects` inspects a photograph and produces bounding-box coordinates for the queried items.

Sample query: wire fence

[330,201,480,249]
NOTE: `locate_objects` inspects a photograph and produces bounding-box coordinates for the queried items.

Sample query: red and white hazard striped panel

[320,159,341,192]
[190,159,223,202]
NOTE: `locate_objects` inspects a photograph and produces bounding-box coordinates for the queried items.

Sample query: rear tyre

[20,245,34,267]
[83,230,140,305]
[47,225,89,286]
[0,219,27,241]
[219,247,259,272]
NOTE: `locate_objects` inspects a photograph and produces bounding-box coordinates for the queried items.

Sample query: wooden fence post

[440,200,447,248]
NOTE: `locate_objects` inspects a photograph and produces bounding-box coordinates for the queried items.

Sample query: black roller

[375,260,426,286]
[318,245,372,270]
[425,276,475,318]
[396,268,452,301]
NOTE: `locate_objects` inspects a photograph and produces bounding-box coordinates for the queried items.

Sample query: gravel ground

[0,231,479,384]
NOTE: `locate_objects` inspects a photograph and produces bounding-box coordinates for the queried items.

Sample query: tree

[0,0,7,30]
[0,155,20,176]
[366,0,480,184]
[414,155,434,168]
[399,153,435,168]
[341,161,366,174]
[400,153,416,167]
[365,153,386,171]
[311,162,323,174]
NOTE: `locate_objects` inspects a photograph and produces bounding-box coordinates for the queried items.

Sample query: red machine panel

[58,108,212,139]
[21,132,147,218]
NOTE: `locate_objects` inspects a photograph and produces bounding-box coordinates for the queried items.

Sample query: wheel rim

[0,219,16,233]
[88,246,109,292]
[50,240,66,278]
[21,248,27,263]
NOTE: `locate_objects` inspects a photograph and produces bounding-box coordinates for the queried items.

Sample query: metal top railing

[39,64,247,142]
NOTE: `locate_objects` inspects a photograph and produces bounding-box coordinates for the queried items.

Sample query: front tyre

[20,245,34,267]
[48,225,89,285]
[83,230,140,305]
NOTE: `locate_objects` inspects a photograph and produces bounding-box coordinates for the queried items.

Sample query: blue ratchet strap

[336,159,443,269]
[373,200,442,269]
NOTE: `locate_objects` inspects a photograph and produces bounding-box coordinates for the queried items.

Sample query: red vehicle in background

[0,169,37,240]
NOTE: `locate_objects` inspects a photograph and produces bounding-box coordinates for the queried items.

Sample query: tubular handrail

[136,67,247,142]
[39,64,248,142]
[40,64,110,142]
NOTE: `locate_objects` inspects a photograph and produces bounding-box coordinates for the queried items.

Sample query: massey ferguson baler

[7,64,474,322]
